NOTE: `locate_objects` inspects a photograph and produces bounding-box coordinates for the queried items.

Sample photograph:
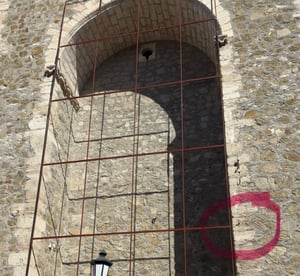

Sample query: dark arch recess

[65,0,221,92]
[81,40,235,275]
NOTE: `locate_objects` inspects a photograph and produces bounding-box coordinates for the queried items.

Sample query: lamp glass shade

[94,263,109,276]
[91,250,112,276]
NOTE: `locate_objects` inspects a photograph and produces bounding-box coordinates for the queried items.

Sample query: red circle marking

[200,192,281,260]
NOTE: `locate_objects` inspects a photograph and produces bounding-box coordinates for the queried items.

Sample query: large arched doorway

[27,1,236,275]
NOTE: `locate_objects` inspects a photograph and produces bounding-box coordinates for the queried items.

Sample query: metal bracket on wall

[55,68,80,112]
[217,34,228,48]
[44,64,80,112]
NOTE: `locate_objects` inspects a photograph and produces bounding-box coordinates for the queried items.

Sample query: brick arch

[22,0,244,274]
[30,0,240,274]
[55,0,236,273]
[43,0,236,100]
[57,0,223,94]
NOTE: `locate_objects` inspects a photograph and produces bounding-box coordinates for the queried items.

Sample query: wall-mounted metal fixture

[139,43,156,62]
[217,34,228,48]
[48,242,59,252]
[91,250,113,276]
[142,48,153,61]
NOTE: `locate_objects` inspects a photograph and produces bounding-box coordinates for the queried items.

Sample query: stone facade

[0,0,299,275]
[0,1,64,275]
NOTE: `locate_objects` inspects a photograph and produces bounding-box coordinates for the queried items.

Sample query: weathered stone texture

[29,39,233,275]
[221,0,300,274]
[0,0,299,275]
[0,0,64,275]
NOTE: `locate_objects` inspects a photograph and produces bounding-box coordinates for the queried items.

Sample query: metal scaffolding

[26,0,236,275]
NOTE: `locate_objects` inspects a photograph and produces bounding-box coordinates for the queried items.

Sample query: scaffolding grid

[26,0,236,275]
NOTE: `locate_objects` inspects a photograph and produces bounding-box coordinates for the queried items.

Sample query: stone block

[8,251,27,266]
[277,28,291,38]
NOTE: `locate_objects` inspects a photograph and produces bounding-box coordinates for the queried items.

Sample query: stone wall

[0,0,64,275]
[220,0,300,274]
[0,0,299,275]
[30,39,234,275]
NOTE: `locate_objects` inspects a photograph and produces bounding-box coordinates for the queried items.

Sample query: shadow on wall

[80,41,234,275]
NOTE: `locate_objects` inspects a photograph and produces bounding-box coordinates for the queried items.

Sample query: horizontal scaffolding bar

[43,144,225,166]
[32,224,231,241]
[51,75,221,103]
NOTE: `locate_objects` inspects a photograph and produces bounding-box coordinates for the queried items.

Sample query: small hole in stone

[142,48,153,61]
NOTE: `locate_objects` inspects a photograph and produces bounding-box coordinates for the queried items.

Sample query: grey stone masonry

[220,0,300,275]
[0,0,299,275]
[0,0,64,275]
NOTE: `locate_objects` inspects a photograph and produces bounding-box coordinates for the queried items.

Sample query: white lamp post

[91,250,112,276]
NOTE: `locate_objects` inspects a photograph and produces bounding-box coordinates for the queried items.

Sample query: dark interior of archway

[71,0,220,93]
[81,41,235,275]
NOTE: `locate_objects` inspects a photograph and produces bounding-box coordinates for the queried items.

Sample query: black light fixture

[141,48,153,61]
[91,250,113,276]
